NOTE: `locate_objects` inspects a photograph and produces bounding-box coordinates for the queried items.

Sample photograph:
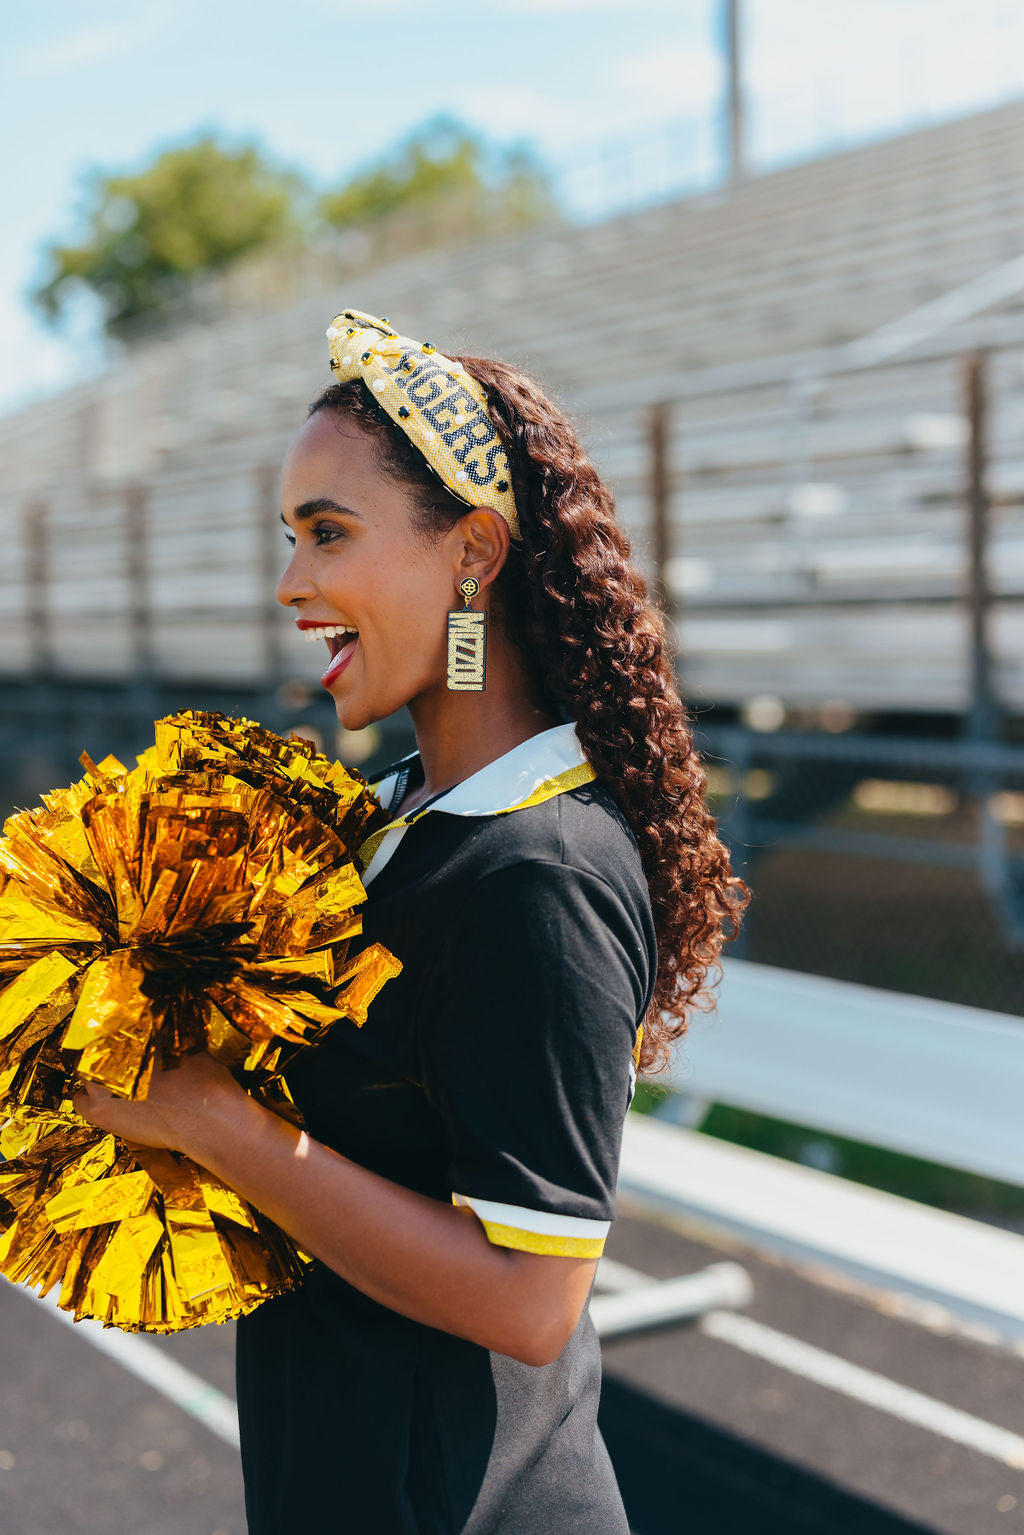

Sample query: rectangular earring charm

[447,582,487,691]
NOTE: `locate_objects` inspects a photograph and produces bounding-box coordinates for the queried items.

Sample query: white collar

[361,722,592,885]
[370,721,587,819]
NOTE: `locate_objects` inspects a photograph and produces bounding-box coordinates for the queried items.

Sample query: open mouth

[297,623,359,686]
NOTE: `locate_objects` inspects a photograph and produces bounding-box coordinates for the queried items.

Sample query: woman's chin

[331,697,361,729]
[330,691,379,734]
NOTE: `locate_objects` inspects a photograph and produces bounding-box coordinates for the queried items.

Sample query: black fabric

[235,760,657,1534]
[424,857,650,1223]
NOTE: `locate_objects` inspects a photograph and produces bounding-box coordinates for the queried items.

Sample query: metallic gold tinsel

[0,711,402,1331]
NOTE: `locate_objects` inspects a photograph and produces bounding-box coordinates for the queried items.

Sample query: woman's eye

[282,524,345,549]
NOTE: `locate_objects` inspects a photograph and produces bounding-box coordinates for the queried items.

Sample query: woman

[76,310,749,1533]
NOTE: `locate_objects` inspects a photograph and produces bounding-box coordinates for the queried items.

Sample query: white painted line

[701,1309,1024,1471]
[10,1284,239,1448]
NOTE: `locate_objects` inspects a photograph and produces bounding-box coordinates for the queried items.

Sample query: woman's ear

[455,506,510,590]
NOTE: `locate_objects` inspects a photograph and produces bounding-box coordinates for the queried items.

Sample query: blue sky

[4,0,1024,415]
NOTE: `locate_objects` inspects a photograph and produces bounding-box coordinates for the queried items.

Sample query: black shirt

[234,723,657,1534]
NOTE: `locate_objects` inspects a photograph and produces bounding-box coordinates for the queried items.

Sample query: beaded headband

[325,308,522,543]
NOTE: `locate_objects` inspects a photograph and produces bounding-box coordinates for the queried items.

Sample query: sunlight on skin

[71,411,595,1364]
[75,1052,596,1365]
[275,411,559,804]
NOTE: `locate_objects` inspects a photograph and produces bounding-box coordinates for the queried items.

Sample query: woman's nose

[275,549,317,610]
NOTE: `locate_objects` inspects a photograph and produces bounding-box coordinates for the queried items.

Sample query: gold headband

[325,308,522,543]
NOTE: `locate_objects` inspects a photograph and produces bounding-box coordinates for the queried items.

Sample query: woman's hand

[72,1051,246,1160]
[77,1053,596,1366]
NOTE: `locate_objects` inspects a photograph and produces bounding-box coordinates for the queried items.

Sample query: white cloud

[451,86,586,148]
[744,0,1024,166]
[454,42,722,153]
[501,0,661,9]
[0,292,107,417]
[614,41,723,119]
[318,0,666,8]
[313,0,675,11]
[10,3,177,80]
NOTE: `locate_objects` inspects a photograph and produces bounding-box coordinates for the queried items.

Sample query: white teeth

[299,625,358,643]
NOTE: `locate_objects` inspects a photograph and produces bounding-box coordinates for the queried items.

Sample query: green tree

[33,133,309,334]
[320,116,556,236]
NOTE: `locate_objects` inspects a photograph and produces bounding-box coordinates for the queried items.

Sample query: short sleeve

[416,858,651,1260]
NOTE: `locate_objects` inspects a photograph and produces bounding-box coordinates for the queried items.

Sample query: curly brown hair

[308,355,750,1076]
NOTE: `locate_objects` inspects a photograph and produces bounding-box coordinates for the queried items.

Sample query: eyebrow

[282,498,364,524]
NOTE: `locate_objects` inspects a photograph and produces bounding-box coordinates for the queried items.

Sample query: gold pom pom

[0,712,402,1331]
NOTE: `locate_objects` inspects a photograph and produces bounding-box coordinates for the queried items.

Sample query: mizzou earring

[446,577,487,691]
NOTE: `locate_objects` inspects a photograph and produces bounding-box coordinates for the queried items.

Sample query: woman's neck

[398,622,564,809]
[402,701,563,811]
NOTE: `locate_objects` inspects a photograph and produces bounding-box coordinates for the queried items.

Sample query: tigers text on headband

[325,308,522,544]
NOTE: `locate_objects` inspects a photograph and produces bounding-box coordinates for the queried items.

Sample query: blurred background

[4,3,1024,1532]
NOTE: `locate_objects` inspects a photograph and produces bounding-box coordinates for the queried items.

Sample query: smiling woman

[77,309,749,1534]
[275,392,541,738]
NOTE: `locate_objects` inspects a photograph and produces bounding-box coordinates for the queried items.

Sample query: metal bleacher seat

[3,99,1024,708]
[615,957,1024,1345]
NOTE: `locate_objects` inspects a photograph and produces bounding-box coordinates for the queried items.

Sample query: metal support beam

[649,401,685,687]
[591,1259,753,1340]
[24,499,51,675]
[963,352,998,743]
[256,463,285,681]
[724,0,746,184]
[123,482,152,678]
[963,353,1024,943]
[649,402,672,610]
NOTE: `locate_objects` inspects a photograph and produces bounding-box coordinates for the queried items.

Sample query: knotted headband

[325,309,522,543]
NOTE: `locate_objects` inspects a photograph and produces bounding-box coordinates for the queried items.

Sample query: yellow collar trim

[356,723,595,885]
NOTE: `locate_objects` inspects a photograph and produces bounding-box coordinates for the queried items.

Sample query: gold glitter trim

[356,761,598,875]
[475,1218,605,1259]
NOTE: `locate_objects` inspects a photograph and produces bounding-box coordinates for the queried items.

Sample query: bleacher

[3,98,1024,713]
[5,101,1024,1535]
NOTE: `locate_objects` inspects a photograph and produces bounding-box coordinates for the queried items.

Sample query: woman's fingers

[72,1050,246,1154]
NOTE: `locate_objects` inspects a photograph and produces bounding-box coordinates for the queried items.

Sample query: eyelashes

[282,525,346,549]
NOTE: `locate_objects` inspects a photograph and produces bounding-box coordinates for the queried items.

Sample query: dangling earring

[446,577,487,691]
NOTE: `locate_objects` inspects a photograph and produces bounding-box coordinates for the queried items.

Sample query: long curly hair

[308,356,750,1075]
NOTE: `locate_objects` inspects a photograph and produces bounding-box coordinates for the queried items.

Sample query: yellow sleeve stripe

[451,1193,609,1257]
[477,1220,606,1259]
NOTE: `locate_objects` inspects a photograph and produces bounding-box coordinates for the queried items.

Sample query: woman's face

[277,409,493,731]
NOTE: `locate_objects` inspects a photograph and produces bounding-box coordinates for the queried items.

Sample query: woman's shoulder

[558,777,646,879]
[466,778,650,913]
[446,782,657,1016]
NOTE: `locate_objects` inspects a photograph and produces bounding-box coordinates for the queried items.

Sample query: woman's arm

[74,1055,597,1368]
